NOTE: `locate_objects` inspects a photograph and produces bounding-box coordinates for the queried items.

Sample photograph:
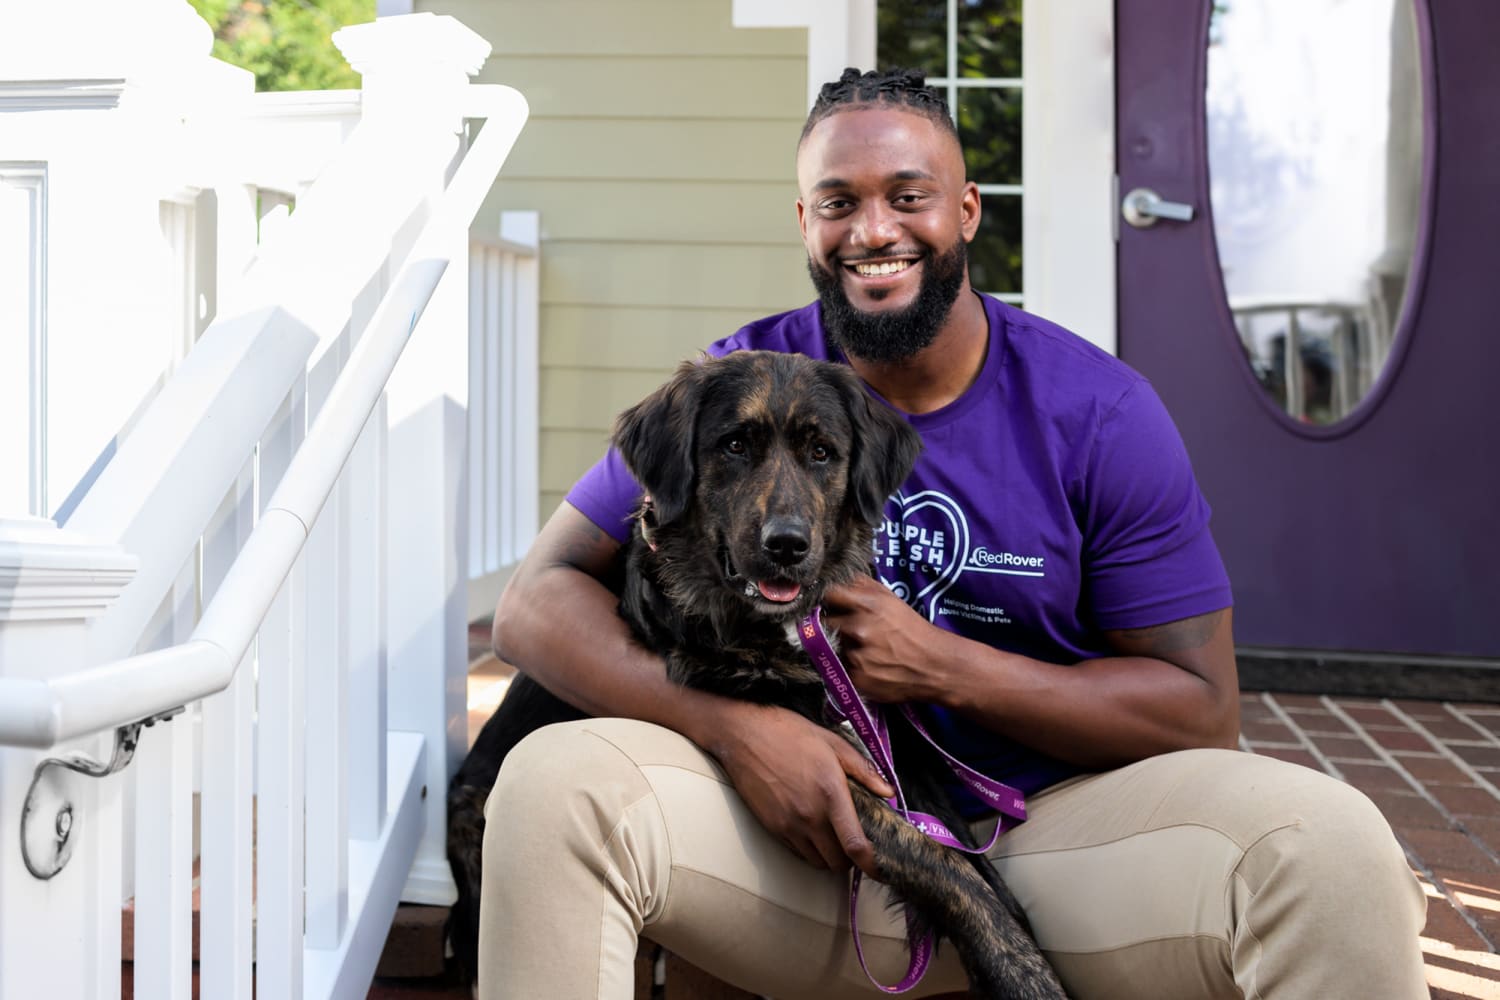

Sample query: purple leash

[796,606,1028,993]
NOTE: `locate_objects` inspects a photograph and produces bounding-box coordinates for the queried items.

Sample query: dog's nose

[761,517,811,566]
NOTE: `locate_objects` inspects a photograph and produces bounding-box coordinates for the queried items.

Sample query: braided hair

[800,67,960,148]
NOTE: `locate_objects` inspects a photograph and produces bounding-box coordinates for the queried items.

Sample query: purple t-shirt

[567,295,1232,807]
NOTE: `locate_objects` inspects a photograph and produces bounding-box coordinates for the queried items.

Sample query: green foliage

[188,0,374,92]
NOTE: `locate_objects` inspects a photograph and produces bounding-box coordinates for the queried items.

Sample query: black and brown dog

[448,351,1066,999]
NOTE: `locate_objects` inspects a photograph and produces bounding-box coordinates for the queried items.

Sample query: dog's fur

[448,351,1066,998]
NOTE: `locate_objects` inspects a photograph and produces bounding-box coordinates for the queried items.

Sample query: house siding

[419,0,812,518]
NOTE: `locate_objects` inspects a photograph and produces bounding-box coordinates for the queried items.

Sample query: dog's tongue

[757,580,802,603]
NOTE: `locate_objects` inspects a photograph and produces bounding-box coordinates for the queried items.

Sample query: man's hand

[699,701,893,879]
[822,575,956,704]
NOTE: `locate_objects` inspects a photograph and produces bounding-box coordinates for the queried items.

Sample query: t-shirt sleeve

[564,448,641,543]
[1080,380,1233,630]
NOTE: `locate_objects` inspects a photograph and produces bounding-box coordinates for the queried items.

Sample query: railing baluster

[305,327,351,953]
[487,246,506,575]
[347,395,388,839]
[132,556,197,1000]
[505,211,541,560]
[256,379,308,1000]
[468,247,488,577]
[199,459,256,1000]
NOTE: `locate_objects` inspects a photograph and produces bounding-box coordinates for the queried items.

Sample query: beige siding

[424,0,811,525]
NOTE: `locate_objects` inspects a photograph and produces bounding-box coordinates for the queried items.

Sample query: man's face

[796,107,981,362]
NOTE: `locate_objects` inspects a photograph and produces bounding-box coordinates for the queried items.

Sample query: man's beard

[808,238,968,364]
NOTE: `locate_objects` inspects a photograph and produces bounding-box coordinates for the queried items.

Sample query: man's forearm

[921,609,1239,768]
[492,561,741,752]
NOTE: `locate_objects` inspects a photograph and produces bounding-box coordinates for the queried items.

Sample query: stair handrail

[0,84,529,751]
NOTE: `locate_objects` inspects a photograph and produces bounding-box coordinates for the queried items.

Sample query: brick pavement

[1240,691,1500,999]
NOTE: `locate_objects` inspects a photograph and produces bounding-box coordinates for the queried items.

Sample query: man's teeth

[853,260,910,277]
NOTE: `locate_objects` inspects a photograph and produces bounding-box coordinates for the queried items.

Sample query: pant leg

[986,748,1428,1000]
[475,717,971,1000]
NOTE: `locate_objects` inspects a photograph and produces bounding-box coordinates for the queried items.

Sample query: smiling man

[477,69,1427,999]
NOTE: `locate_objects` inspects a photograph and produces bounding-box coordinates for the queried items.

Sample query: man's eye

[724,438,748,456]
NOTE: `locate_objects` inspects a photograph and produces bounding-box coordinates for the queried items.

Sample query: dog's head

[612,351,921,620]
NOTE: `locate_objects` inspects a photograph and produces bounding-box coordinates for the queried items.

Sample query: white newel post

[334,13,490,906]
[0,519,137,1000]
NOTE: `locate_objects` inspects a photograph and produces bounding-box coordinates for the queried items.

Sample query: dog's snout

[761,517,811,566]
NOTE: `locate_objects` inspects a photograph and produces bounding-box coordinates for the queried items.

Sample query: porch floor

[364,628,1500,999]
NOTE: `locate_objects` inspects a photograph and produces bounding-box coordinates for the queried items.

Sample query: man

[477,69,1426,999]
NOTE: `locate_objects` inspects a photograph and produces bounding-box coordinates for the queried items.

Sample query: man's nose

[851,202,900,249]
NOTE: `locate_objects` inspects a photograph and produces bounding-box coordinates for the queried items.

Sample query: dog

[448,351,1066,998]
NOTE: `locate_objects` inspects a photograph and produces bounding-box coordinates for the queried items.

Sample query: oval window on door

[1206,0,1426,429]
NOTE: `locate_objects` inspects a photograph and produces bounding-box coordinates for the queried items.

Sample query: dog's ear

[611,358,709,525]
[827,364,923,526]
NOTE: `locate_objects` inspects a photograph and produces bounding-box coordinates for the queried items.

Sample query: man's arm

[822,575,1239,769]
[493,501,893,873]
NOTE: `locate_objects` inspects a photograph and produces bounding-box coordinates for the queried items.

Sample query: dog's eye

[810,444,831,464]
[724,438,748,457]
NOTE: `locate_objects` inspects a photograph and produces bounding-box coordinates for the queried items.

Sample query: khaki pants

[477,718,1427,999]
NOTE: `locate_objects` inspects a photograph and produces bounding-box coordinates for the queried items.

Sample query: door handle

[1121,187,1196,228]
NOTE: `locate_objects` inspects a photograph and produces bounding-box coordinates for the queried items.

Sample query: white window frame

[0,163,48,517]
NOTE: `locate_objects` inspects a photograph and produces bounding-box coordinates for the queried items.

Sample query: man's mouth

[849,259,914,278]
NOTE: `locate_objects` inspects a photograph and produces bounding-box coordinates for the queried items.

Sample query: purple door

[1116,1,1500,660]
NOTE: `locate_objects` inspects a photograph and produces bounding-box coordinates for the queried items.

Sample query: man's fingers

[826,788,880,880]
[831,735,895,799]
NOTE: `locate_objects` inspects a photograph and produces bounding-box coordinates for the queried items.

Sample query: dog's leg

[849,783,1069,1000]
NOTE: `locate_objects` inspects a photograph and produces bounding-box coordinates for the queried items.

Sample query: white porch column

[334,13,489,905]
[0,518,137,1000]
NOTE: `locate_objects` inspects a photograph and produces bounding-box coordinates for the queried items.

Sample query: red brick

[1432,785,1500,818]
[1422,895,1492,952]
[1272,693,1327,710]
[1403,829,1500,875]
[1287,712,1356,737]
[1239,718,1297,743]
[1393,699,1453,720]
[1395,754,1474,786]
[1451,744,1500,769]
[1422,715,1492,741]
[1307,733,1379,761]
[1366,790,1453,832]
[1456,818,1500,861]
[1336,701,1398,724]
[1339,762,1412,796]
[1367,726,1440,753]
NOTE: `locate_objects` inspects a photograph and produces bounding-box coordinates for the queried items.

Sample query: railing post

[333,11,491,906]
[0,518,136,1000]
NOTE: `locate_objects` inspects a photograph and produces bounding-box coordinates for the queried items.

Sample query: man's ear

[611,359,707,526]
[961,180,982,243]
[826,365,922,527]
[796,197,809,244]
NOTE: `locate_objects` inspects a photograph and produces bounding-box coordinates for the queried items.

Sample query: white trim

[1020,0,1116,354]
[0,164,47,517]
[0,518,137,624]
[0,79,126,112]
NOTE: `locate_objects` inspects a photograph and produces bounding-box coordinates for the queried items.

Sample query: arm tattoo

[553,518,613,571]
[1115,609,1226,656]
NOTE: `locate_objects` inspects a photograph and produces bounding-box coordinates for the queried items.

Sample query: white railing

[0,13,533,1000]
[467,211,540,621]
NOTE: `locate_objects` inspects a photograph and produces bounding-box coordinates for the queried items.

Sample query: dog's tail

[850,785,1069,1000]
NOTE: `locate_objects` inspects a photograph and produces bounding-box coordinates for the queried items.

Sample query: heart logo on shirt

[875,490,972,622]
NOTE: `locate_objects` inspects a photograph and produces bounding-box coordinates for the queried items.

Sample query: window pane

[876,0,947,78]
[969,195,1022,294]
[957,0,1023,79]
[957,87,1022,184]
